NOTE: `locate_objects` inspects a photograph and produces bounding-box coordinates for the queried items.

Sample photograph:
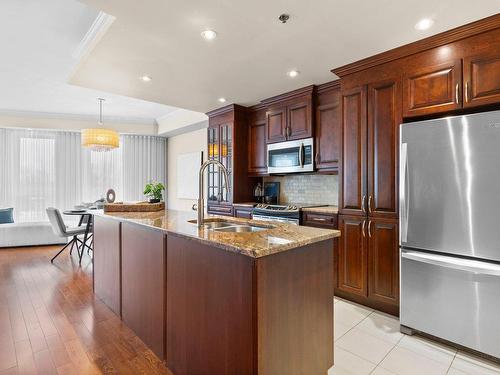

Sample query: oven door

[267,138,314,174]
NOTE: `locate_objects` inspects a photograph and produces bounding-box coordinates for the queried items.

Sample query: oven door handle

[402,250,500,276]
[299,143,304,167]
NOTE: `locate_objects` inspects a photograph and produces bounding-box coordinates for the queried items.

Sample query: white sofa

[0,222,66,248]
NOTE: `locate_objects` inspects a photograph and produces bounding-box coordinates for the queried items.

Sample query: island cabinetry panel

[166,234,254,375]
[256,240,334,375]
[121,223,166,360]
[93,215,121,316]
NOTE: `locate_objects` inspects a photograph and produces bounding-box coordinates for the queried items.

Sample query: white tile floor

[329,297,500,375]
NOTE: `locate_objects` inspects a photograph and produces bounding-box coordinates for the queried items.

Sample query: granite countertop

[302,206,339,214]
[93,209,340,258]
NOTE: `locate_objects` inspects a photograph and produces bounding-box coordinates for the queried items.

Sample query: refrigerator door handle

[400,142,409,243]
[401,250,500,276]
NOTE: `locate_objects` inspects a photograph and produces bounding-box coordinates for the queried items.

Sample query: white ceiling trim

[0,109,157,126]
[68,11,115,81]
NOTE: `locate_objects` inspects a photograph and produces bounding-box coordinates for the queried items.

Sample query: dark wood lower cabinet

[368,218,399,308]
[337,215,399,316]
[121,223,166,360]
[337,215,368,297]
[93,216,121,316]
[233,204,253,219]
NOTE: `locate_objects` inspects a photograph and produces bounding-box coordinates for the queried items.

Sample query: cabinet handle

[311,217,328,222]
[315,152,320,165]
[286,127,291,138]
[368,220,372,238]
[455,83,459,104]
[368,196,373,214]
[361,195,366,213]
[465,82,469,103]
[362,219,366,238]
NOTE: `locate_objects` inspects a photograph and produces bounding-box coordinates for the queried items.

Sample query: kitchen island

[92,209,340,375]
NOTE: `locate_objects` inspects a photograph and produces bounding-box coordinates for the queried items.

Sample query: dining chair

[46,207,87,263]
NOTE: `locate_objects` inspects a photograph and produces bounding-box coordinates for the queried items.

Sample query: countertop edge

[92,211,340,258]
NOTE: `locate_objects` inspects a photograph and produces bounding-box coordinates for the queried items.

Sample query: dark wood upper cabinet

[206,104,256,212]
[368,218,399,308]
[248,106,268,175]
[367,78,400,219]
[340,85,367,215]
[263,85,314,143]
[266,106,287,143]
[315,81,341,172]
[337,215,368,297]
[287,97,313,140]
[402,59,462,117]
[463,50,500,108]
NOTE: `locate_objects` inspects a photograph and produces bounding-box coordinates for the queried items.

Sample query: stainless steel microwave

[267,138,314,174]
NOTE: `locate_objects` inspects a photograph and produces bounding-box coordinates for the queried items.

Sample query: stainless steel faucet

[197,159,230,227]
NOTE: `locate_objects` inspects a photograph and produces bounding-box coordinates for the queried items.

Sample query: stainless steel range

[252,203,325,225]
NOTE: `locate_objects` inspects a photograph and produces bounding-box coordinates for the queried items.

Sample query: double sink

[188,219,271,233]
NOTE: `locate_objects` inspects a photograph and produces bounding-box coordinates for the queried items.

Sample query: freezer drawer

[401,249,500,359]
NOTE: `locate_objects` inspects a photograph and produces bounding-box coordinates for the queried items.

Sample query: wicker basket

[103,201,165,212]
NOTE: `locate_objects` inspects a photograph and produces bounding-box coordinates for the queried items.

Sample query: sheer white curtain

[122,135,166,201]
[0,128,167,223]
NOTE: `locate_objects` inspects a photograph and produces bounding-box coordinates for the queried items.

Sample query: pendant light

[81,98,119,151]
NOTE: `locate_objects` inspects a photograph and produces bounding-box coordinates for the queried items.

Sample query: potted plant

[143,181,165,203]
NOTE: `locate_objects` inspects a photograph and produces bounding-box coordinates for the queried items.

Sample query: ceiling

[0,0,179,124]
[71,0,500,113]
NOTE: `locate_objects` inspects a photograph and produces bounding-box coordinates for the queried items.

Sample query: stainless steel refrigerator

[400,110,500,359]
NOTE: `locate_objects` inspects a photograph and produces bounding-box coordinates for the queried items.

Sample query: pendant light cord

[98,98,105,125]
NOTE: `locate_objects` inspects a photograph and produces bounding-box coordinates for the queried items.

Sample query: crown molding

[67,11,115,81]
[332,13,500,77]
[317,80,340,93]
[205,104,248,118]
[72,11,115,61]
[261,85,316,105]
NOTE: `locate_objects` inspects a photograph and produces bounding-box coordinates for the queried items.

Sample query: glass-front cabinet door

[207,126,219,203]
[219,123,232,203]
[207,123,233,204]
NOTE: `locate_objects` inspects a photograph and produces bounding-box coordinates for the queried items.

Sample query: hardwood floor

[0,245,171,375]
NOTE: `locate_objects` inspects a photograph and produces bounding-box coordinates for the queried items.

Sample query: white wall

[0,113,158,135]
[167,126,207,211]
[157,109,207,136]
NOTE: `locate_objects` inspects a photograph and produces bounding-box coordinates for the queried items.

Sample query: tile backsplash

[263,174,338,205]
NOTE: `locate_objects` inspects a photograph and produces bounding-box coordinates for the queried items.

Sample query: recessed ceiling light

[141,75,152,82]
[201,29,217,40]
[415,18,434,31]
[287,70,300,78]
[218,97,227,103]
